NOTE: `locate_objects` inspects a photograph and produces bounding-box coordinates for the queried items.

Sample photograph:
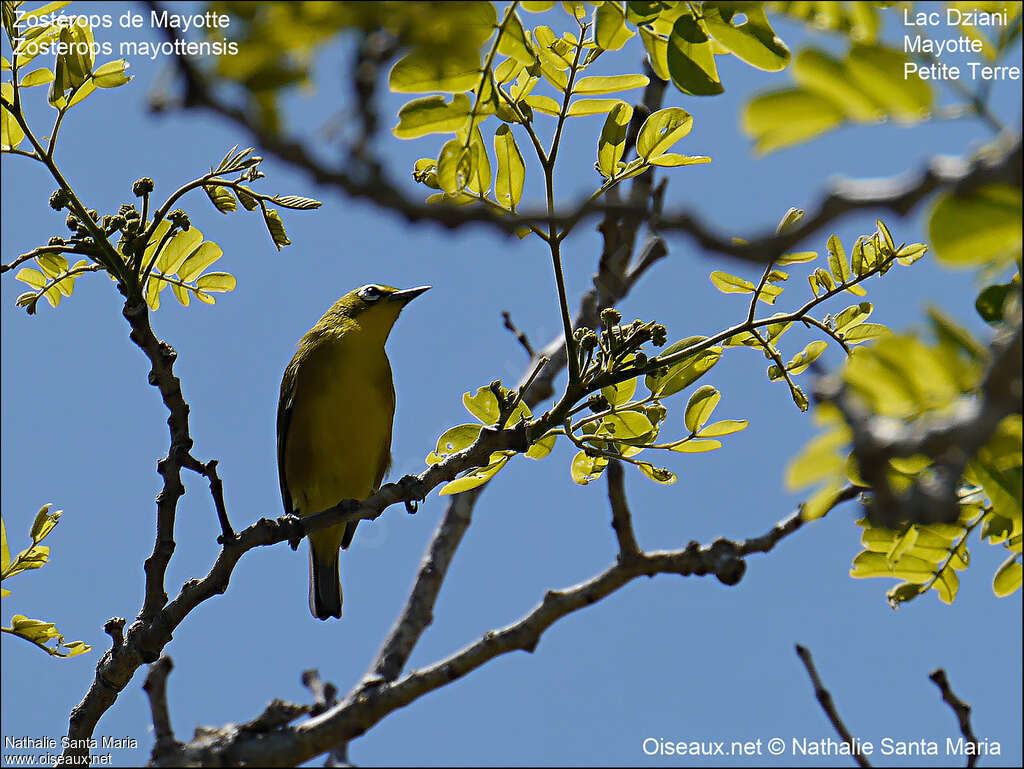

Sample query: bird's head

[321,283,431,342]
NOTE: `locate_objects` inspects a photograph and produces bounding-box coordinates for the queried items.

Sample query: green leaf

[834,302,873,333]
[845,44,933,122]
[263,209,290,250]
[526,433,557,460]
[521,1,555,11]
[427,424,483,464]
[786,429,847,490]
[648,153,710,167]
[709,270,755,294]
[389,48,481,93]
[791,48,882,121]
[1,516,9,574]
[177,242,224,283]
[498,11,536,65]
[639,27,670,80]
[594,1,635,50]
[440,454,511,495]
[28,504,59,543]
[636,107,693,160]
[670,439,721,453]
[92,59,131,88]
[976,282,1016,325]
[646,337,722,397]
[574,74,649,95]
[776,207,804,234]
[158,228,203,275]
[929,184,1022,268]
[571,451,608,484]
[597,102,633,178]
[826,234,851,285]
[776,251,817,266]
[195,272,236,293]
[493,125,525,210]
[601,374,637,407]
[697,419,748,437]
[204,185,237,214]
[666,14,723,95]
[567,99,626,117]
[19,67,55,88]
[842,323,890,344]
[786,340,828,376]
[523,93,561,115]
[463,387,501,425]
[1,83,25,150]
[599,411,655,444]
[895,243,927,266]
[638,462,677,484]
[436,138,471,194]
[742,88,845,154]
[993,555,1022,597]
[394,94,471,139]
[684,385,719,433]
[701,5,790,71]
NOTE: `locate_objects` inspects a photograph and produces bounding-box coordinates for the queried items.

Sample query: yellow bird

[277,283,429,620]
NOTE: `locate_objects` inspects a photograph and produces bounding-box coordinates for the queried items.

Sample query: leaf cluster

[1,504,91,658]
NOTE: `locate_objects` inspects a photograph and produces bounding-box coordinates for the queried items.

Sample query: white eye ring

[358,285,384,302]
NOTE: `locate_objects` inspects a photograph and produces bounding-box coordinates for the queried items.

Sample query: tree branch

[929,669,980,769]
[160,487,856,766]
[148,19,1021,266]
[795,645,872,769]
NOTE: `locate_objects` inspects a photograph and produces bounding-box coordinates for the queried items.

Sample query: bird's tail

[309,544,342,620]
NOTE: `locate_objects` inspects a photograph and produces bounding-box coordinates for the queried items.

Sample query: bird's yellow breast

[283,332,395,525]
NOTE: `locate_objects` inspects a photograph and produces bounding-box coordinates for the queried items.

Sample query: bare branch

[929,669,980,769]
[143,656,181,762]
[606,461,641,562]
[164,490,854,766]
[502,311,536,358]
[795,645,872,769]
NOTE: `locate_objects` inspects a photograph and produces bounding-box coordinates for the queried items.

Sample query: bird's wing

[277,361,297,516]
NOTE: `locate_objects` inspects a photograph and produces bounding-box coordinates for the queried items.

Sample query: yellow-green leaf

[574,74,649,95]
[684,384,719,433]
[710,270,755,294]
[567,98,626,117]
[697,419,748,437]
[494,125,525,210]
[636,107,693,161]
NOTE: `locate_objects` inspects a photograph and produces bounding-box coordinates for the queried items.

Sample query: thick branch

[164,489,856,766]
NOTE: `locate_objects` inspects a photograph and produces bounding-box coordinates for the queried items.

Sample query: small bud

[87,209,99,221]
[65,214,80,232]
[49,189,70,211]
[168,209,191,230]
[133,177,155,196]
[651,324,668,347]
[587,394,610,413]
[633,351,648,367]
[48,235,65,246]
[580,330,598,352]
[643,403,667,424]
[600,308,621,328]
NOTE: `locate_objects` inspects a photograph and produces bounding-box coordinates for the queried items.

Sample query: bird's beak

[389,285,431,304]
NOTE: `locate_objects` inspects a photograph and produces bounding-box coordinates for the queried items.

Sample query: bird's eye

[358,285,383,302]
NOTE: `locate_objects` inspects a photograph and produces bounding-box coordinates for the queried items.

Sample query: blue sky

[1,2,1021,767]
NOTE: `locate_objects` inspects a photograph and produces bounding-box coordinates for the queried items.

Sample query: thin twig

[795,645,872,769]
[929,669,980,769]
[502,311,536,358]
